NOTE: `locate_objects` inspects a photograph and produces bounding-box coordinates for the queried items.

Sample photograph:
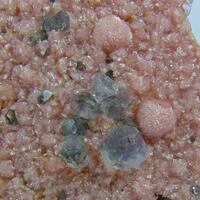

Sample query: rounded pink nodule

[137,99,177,138]
[93,15,133,54]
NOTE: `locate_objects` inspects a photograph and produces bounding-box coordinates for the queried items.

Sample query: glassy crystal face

[117,88,134,108]
[72,91,100,119]
[100,124,149,170]
[100,96,125,120]
[43,11,70,32]
[37,90,54,104]
[91,74,120,103]
[62,116,87,136]
[59,135,89,168]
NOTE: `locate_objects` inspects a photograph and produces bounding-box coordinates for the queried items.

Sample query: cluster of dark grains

[105,69,115,80]
[28,30,48,45]
[155,194,171,200]
[105,56,114,64]
[59,116,89,168]
[72,73,132,120]
[28,10,70,45]
[59,73,148,170]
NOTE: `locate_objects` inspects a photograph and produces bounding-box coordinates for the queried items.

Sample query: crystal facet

[100,123,149,170]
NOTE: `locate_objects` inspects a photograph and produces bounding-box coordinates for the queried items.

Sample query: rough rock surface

[0,0,199,200]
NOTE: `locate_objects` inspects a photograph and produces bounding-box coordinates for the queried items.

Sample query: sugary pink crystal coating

[93,15,133,53]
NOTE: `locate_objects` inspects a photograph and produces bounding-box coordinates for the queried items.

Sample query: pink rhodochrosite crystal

[0,0,199,199]
[93,15,133,54]
[137,99,177,138]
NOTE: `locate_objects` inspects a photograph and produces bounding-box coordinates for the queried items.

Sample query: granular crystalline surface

[0,0,199,200]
